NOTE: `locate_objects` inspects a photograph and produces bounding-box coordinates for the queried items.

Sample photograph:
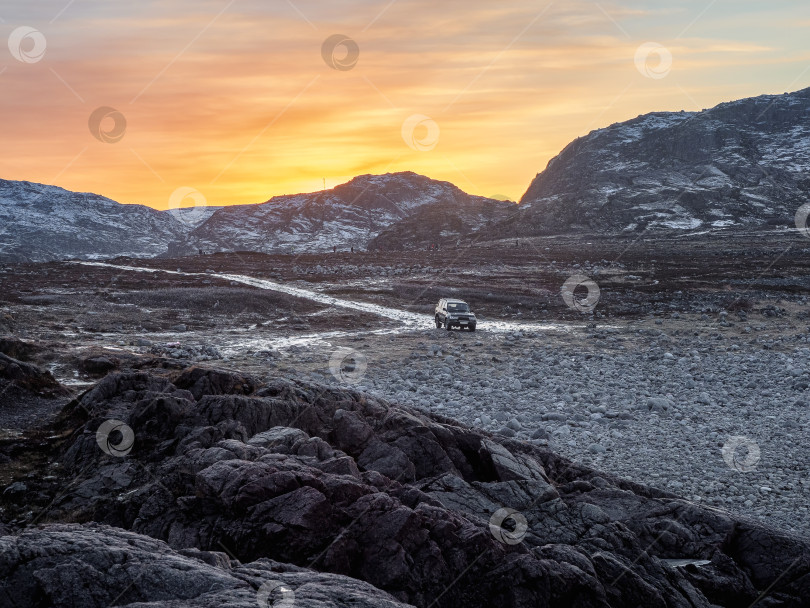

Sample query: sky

[1,0,809,210]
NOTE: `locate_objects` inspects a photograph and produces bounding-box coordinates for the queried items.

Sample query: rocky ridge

[1,362,809,607]
[0,180,188,263]
[512,87,810,235]
[189,172,511,254]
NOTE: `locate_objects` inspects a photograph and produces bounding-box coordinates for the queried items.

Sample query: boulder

[0,352,66,397]
[0,524,414,608]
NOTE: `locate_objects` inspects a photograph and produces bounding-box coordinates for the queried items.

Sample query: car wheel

[446,321,452,331]
[469,325,476,332]
[435,316,442,328]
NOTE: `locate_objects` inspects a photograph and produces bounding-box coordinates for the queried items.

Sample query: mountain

[367,191,516,250]
[0,173,510,260]
[6,86,810,262]
[511,87,810,235]
[0,180,188,263]
[188,172,511,253]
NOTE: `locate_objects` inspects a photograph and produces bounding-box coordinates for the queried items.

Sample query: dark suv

[435,298,476,331]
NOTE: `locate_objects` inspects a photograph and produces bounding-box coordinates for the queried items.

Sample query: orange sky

[1,0,809,209]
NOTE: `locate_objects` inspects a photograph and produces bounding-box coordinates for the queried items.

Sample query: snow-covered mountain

[188,172,509,253]
[511,86,810,235]
[0,180,189,262]
[6,86,810,262]
[0,173,509,260]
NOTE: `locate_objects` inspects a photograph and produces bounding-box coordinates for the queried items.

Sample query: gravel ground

[272,315,810,538]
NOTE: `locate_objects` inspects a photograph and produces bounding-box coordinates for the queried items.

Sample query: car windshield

[447,302,469,312]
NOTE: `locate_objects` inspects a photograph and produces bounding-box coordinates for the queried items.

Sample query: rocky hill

[0,173,509,260]
[0,179,189,262]
[367,192,516,250]
[188,172,509,253]
[511,87,810,236]
[167,205,222,228]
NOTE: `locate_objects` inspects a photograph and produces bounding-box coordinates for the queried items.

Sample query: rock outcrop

[0,524,413,607]
[1,366,809,607]
[511,87,810,235]
[0,352,66,398]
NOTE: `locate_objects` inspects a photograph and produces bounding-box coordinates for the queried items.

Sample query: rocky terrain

[0,525,413,607]
[509,87,810,236]
[1,235,810,605]
[1,358,809,607]
[4,86,810,605]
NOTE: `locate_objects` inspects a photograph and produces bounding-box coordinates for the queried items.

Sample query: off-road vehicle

[435,298,476,331]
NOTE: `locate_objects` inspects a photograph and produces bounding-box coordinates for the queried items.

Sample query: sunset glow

[1,0,809,208]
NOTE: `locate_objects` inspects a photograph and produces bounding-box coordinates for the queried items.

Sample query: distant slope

[0,180,188,262]
[0,173,510,260]
[367,193,516,250]
[510,87,810,235]
[189,172,510,252]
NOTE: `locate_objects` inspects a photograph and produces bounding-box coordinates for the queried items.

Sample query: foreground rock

[0,352,65,398]
[0,351,71,432]
[1,366,809,607]
[0,524,412,607]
